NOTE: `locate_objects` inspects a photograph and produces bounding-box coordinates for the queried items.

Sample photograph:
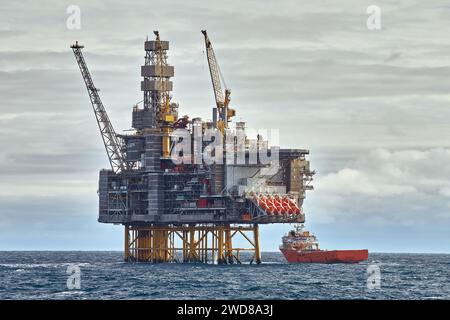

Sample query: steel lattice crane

[71,42,126,173]
[201,30,235,132]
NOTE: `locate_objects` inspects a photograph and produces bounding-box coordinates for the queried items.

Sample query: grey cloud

[311,148,450,227]
[0,30,25,39]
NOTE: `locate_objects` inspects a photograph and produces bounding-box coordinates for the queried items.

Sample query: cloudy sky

[1,0,450,252]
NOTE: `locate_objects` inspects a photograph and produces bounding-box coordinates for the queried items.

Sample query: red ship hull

[280,248,368,264]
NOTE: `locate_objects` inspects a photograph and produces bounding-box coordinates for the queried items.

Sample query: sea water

[0,251,448,299]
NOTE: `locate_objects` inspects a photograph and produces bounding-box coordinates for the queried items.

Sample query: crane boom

[202,30,234,131]
[71,42,125,173]
[202,30,225,109]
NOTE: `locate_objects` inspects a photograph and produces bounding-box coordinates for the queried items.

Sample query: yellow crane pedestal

[124,224,261,264]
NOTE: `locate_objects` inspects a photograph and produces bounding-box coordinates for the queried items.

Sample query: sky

[1,0,450,252]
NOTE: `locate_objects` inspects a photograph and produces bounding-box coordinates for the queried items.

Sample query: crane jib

[71,43,125,173]
[202,30,231,128]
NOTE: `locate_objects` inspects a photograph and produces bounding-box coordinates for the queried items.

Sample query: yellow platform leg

[124,224,261,264]
[253,224,261,264]
[124,225,130,261]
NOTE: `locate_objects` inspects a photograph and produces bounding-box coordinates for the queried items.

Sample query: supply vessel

[280,224,368,263]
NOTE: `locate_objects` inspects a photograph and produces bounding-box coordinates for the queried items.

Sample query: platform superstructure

[71,31,314,263]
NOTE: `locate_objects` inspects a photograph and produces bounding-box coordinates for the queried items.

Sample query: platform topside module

[71,31,314,263]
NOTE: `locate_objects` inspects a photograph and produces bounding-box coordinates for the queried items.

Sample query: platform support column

[124,225,130,261]
[188,228,196,262]
[253,224,261,264]
[225,225,233,264]
[218,225,225,264]
[182,230,188,262]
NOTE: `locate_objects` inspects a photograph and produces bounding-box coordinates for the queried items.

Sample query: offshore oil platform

[71,31,314,264]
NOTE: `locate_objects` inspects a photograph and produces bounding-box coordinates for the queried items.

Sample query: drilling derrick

[71,31,314,264]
